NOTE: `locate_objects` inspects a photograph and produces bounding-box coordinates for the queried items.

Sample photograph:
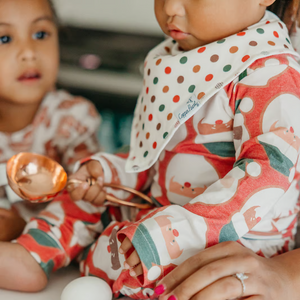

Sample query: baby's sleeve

[116,56,300,286]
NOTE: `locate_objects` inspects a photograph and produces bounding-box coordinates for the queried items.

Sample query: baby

[1,0,300,299]
[0,0,100,241]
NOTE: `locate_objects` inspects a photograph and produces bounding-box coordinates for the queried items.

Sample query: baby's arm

[0,242,47,292]
[116,58,300,285]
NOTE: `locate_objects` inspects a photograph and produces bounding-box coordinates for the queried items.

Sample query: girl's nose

[18,40,36,62]
[164,0,185,18]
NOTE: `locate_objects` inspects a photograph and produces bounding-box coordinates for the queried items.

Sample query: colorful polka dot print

[125,12,299,173]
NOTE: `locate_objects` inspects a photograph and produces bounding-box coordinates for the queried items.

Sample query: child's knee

[0,242,48,292]
[16,244,48,292]
[26,271,48,292]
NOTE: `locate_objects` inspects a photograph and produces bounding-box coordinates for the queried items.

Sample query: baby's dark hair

[268,0,293,20]
[268,0,300,32]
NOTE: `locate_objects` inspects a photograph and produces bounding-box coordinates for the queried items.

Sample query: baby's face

[0,0,59,105]
[155,0,270,51]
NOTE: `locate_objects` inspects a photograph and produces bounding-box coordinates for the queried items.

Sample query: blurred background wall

[52,0,162,35]
[52,0,164,153]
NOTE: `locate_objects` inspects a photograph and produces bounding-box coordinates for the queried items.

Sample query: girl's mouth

[18,71,42,83]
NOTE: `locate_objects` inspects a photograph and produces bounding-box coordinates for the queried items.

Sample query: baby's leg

[81,221,157,300]
[14,191,106,284]
[0,242,47,291]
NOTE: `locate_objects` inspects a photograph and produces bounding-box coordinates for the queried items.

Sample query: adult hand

[155,241,299,300]
[67,160,106,205]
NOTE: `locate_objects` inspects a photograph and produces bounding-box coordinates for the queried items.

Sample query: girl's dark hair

[47,0,58,25]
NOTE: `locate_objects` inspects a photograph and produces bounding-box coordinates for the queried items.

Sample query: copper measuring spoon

[6,152,154,209]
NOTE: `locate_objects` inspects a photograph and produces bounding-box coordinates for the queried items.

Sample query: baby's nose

[164,0,185,18]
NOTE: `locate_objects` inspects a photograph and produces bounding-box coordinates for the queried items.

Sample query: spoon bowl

[6,152,154,209]
[6,152,67,203]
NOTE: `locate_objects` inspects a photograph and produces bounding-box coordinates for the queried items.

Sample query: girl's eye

[33,31,48,40]
[0,35,11,44]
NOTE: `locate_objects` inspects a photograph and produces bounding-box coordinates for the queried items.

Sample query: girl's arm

[55,96,101,173]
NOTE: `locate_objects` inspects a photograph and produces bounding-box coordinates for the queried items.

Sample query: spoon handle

[67,178,154,209]
[67,178,95,186]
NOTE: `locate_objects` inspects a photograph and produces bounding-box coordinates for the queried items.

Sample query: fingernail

[82,182,89,190]
[67,183,78,190]
[167,296,177,300]
[97,176,103,185]
[129,269,136,277]
[119,248,124,254]
[154,284,166,295]
[124,262,130,270]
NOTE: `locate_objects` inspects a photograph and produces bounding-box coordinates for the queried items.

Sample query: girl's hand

[0,208,26,241]
[155,241,297,300]
[67,160,106,205]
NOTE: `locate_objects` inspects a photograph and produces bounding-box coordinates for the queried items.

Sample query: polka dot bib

[125,11,300,173]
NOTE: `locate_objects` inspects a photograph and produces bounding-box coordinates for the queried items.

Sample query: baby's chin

[176,38,207,52]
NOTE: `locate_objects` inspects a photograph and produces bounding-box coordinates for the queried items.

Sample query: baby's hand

[119,237,144,277]
[67,160,106,205]
[0,208,26,241]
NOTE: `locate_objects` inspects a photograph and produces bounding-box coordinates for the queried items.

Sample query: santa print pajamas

[17,54,300,299]
[15,11,300,300]
[0,90,101,219]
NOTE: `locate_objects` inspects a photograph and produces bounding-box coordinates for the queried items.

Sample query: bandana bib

[125,11,300,173]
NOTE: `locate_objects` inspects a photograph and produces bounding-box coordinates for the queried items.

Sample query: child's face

[0,0,59,105]
[155,0,268,51]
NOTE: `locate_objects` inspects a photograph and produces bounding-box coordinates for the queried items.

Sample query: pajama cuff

[118,223,163,287]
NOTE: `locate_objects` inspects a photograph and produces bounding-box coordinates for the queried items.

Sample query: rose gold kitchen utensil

[67,179,154,209]
[7,152,154,209]
[6,152,68,203]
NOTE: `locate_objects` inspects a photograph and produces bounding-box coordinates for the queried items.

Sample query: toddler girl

[0,0,101,241]
[1,0,300,299]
